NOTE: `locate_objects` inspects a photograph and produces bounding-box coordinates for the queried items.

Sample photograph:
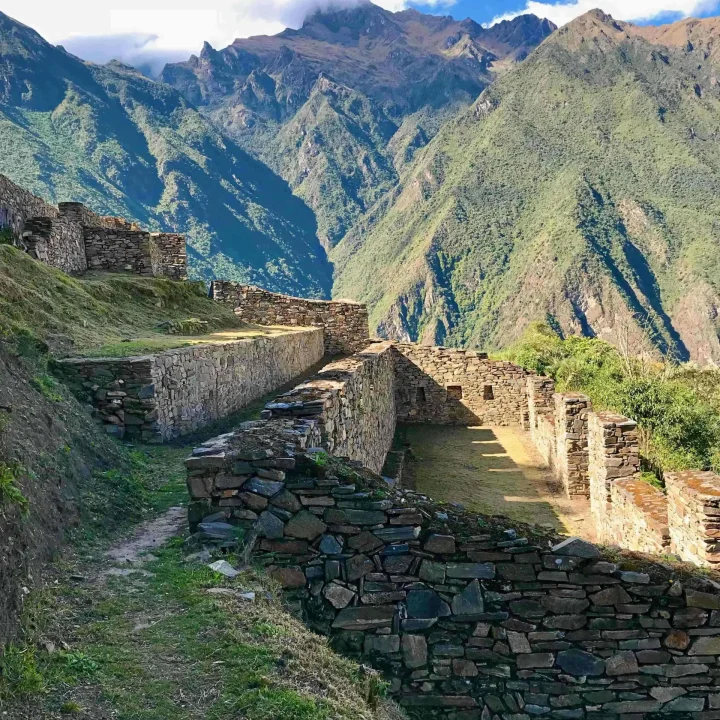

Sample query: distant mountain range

[332,10,720,362]
[4,6,720,361]
[161,4,555,247]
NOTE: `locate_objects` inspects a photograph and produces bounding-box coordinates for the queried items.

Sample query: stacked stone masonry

[609,478,671,555]
[186,425,720,719]
[210,281,370,356]
[59,329,324,442]
[588,411,642,543]
[264,341,397,474]
[0,173,58,238]
[393,344,530,426]
[554,393,592,498]
[0,174,187,278]
[666,471,720,568]
[22,216,87,274]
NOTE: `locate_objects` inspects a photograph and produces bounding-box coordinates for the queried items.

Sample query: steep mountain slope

[161,4,555,247]
[0,12,331,297]
[332,10,720,362]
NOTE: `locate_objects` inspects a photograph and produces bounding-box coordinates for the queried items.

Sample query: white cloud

[3,0,455,69]
[489,0,718,28]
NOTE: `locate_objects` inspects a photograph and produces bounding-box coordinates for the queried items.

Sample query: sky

[3,0,719,74]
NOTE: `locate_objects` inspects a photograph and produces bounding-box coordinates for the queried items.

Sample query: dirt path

[105,506,187,566]
[398,424,593,537]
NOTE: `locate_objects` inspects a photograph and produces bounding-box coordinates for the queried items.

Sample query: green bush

[505,323,720,479]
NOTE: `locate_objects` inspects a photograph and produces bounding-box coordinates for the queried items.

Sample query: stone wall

[22,216,87,274]
[527,376,556,442]
[588,411,641,542]
[83,227,155,275]
[554,393,592,497]
[185,427,720,719]
[210,282,370,356]
[59,329,324,442]
[149,233,188,281]
[393,345,530,426]
[666,471,720,568]
[264,342,396,474]
[609,478,671,555]
[534,413,558,474]
[0,174,58,238]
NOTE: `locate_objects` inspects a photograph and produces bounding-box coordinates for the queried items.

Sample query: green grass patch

[0,462,29,513]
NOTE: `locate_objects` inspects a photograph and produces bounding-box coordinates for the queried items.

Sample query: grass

[0,462,29,513]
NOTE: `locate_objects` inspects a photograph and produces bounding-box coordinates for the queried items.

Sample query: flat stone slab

[332,605,395,630]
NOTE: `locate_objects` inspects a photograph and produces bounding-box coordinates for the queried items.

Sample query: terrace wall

[209,282,370,355]
[59,329,324,442]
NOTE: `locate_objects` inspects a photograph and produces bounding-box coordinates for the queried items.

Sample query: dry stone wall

[264,342,396,474]
[588,411,642,542]
[0,174,58,238]
[554,393,592,497]
[22,216,87,274]
[185,427,720,719]
[666,471,720,569]
[0,178,187,278]
[210,282,370,355]
[609,478,671,555]
[59,329,323,442]
[393,345,530,426]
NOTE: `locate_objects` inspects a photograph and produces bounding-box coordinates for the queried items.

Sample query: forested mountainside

[161,4,555,248]
[332,10,720,363]
[0,11,331,297]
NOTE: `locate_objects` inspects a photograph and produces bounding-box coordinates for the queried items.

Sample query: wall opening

[446,385,463,401]
[484,384,494,400]
[416,387,426,404]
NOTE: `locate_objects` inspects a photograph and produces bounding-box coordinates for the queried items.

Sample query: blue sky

[2,0,718,75]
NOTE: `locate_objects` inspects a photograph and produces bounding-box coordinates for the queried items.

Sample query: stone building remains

[0,174,187,279]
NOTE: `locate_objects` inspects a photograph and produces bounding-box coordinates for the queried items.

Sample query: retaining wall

[186,425,720,719]
[393,345,530,426]
[264,342,396,474]
[59,329,324,442]
[210,282,370,355]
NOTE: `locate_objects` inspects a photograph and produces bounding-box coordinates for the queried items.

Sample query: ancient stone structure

[554,393,592,497]
[609,478,671,555]
[588,411,641,542]
[666,471,720,568]
[210,281,370,355]
[59,329,323,441]
[393,345,530,426]
[22,216,87,274]
[0,174,187,279]
[0,173,58,237]
[186,424,720,718]
[264,342,397,474]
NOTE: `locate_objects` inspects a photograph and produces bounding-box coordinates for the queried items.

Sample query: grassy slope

[332,11,720,359]
[0,12,331,297]
[0,246,253,357]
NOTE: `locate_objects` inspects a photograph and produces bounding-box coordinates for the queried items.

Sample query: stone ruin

[0,174,187,279]
[182,289,720,717]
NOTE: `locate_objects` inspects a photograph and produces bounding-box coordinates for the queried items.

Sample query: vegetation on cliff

[161,4,554,248]
[332,10,720,363]
[0,11,331,296]
[505,322,720,478]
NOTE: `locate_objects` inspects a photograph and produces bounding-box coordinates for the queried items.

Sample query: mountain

[331,10,720,363]
[0,11,331,297]
[161,4,555,247]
